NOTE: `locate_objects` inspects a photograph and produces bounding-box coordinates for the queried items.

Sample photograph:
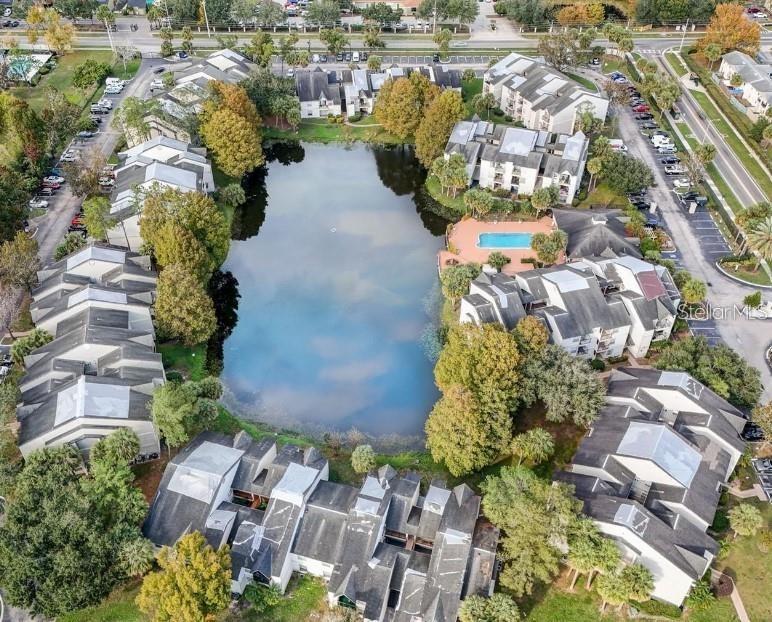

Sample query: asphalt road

[31,57,164,263]
[615,102,772,401]
[652,52,769,208]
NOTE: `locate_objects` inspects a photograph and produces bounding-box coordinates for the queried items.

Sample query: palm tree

[586,536,619,589]
[566,519,601,590]
[471,92,496,120]
[510,428,554,466]
[620,563,654,604]
[118,537,155,577]
[704,43,722,71]
[596,572,628,613]
[728,503,763,538]
[747,216,772,271]
[586,157,602,192]
[680,278,707,305]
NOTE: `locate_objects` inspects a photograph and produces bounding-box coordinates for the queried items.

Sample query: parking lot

[379,54,499,66]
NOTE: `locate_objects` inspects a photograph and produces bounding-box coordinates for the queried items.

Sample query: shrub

[744,291,762,309]
[491,188,511,198]
[11,329,53,366]
[640,237,660,255]
[351,444,376,473]
[636,598,683,619]
[714,574,733,597]
[37,66,50,75]
[685,578,715,611]
[711,508,729,532]
[504,115,513,122]
[577,189,587,201]
[348,112,362,122]
[590,358,606,371]
[493,107,504,116]
[243,584,282,612]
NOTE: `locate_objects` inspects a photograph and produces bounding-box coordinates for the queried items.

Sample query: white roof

[499,127,538,156]
[543,269,588,292]
[167,441,244,503]
[66,245,126,270]
[54,377,131,426]
[67,286,128,308]
[273,461,319,497]
[617,422,701,487]
[658,371,704,400]
[563,131,587,161]
[360,476,386,499]
[424,485,451,514]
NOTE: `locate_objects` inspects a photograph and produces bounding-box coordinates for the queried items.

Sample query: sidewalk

[711,569,751,622]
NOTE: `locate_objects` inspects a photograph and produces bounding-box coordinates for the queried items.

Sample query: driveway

[32,58,162,264]
[615,103,772,401]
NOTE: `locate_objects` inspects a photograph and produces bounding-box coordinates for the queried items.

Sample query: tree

[363,27,385,50]
[319,27,348,55]
[439,262,481,302]
[471,92,496,120]
[703,42,723,70]
[351,444,377,473]
[159,27,174,57]
[0,446,146,617]
[752,402,772,449]
[463,188,495,218]
[510,428,554,466]
[362,2,403,27]
[531,186,559,217]
[415,90,465,168]
[218,183,246,209]
[180,25,193,54]
[604,80,631,107]
[595,563,653,613]
[40,85,79,153]
[459,593,521,622]
[684,152,706,187]
[27,7,74,54]
[150,378,222,450]
[255,0,284,26]
[685,578,716,610]
[155,264,217,346]
[487,251,511,272]
[119,537,155,578]
[367,54,382,71]
[153,222,212,283]
[0,285,20,339]
[514,315,549,353]
[72,59,111,93]
[244,32,274,67]
[435,323,521,417]
[529,345,606,427]
[309,0,341,25]
[728,503,763,538]
[81,196,117,242]
[595,571,628,612]
[113,96,161,145]
[681,277,707,304]
[374,74,440,139]
[0,231,39,291]
[530,230,566,266]
[136,532,230,622]
[90,428,140,468]
[747,216,772,270]
[537,29,589,72]
[426,385,509,476]
[700,3,761,56]
[655,337,762,408]
[140,186,230,269]
[602,153,654,194]
[566,518,620,590]
[430,153,468,199]
[200,93,264,177]
[10,327,52,365]
[482,466,581,596]
[586,157,603,192]
[433,28,452,61]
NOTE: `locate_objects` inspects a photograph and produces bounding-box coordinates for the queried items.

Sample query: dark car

[361,51,368,60]
[10,19,19,26]
[68,224,87,232]
[679,191,699,202]
[635,113,654,121]
[641,121,659,130]
[344,52,351,61]
[2,19,10,27]
[755,458,772,470]
[632,200,651,210]
[645,214,660,227]
[153,66,166,74]
[433,53,440,62]
[660,156,680,165]
[336,52,343,61]
[320,54,328,62]
[89,115,103,124]
[743,423,765,441]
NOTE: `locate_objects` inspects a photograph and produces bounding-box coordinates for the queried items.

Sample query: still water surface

[221,142,448,440]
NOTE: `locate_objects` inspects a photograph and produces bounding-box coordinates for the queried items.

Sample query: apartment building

[484,52,609,134]
[557,367,747,605]
[445,120,589,203]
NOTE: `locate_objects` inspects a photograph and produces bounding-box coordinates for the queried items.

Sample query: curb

[714,260,772,290]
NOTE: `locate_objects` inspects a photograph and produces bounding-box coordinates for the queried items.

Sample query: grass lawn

[713,499,772,622]
[577,183,627,209]
[689,90,772,200]
[225,575,327,622]
[158,341,207,381]
[59,582,144,622]
[601,55,627,75]
[263,118,402,145]
[10,50,114,112]
[719,259,772,286]
[665,52,688,78]
[462,77,484,117]
[425,174,465,215]
[565,72,598,92]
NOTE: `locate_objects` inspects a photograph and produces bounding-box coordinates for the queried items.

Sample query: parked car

[77,131,95,139]
[632,104,650,112]
[90,105,108,114]
[660,156,680,165]
[98,177,115,186]
[153,66,166,74]
[97,99,112,109]
[672,178,691,188]
[176,51,189,59]
[645,214,660,227]
[361,51,368,60]
[336,52,344,61]
[344,52,352,61]
[29,198,49,209]
[320,54,328,62]
[743,422,765,441]
[71,216,84,226]
[312,53,320,63]
[89,115,103,124]
[640,121,659,130]
[635,113,654,121]
[68,225,87,233]
[755,458,772,471]
[10,19,19,26]
[37,187,55,196]
[664,165,686,175]
[1,19,11,27]
[41,181,61,189]
[657,145,677,154]
[352,51,360,62]
[43,175,65,184]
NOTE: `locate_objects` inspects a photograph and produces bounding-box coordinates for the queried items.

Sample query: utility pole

[678,18,689,53]
[105,18,114,53]
[201,0,211,38]
[432,0,437,34]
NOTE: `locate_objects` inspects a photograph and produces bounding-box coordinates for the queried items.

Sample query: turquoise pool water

[478,232,533,249]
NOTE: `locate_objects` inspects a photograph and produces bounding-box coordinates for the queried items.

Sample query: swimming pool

[478,232,533,249]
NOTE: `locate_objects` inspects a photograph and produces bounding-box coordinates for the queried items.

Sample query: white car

[287,68,294,77]
[97,99,112,109]
[3,7,11,16]
[672,178,691,188]
[352,51,360,62]
[98,177,115,186]
[104,87,123,94]
[29,198,49,209]
[43,175,64,184]
[312,53,320,63]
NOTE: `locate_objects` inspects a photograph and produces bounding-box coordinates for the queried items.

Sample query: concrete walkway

[727,483,769,502]
[711,569,751,622]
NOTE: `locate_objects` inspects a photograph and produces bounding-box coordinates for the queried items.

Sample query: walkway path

[711,569,751,622]
[727,483,768,502]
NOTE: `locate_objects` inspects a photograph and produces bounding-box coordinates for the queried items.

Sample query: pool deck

[440,216,556,275]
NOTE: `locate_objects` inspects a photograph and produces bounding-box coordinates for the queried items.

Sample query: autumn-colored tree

[0,231,39,291]
[155,264,217,346]
[700,3,761,55]
[205,81,261,130]
[200,108,264,178]
[374,74,440,139]
[153,222,212,284]
[136,532,230,622]
[415,90,465,168]
[556,3,604,25]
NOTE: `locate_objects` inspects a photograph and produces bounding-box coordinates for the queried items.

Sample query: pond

[220,142,449,443]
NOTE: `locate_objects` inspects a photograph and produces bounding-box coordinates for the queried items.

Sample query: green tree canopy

[415,89,465,168]
[728,503,764,537]
[10,327,52,365]
[155,264,217,346]
[89,428,140,469]
[459,593,521,622]
[481,465,581,596]
[510,427,554,466]
[439,262,481,302]
[0,231,39,291]
[150,378,223,450]
[351,444,377,473]
[601,152,654,194]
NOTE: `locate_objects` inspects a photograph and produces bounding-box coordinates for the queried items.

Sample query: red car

[632,104,650,113]
[71,216,84,226]
[42,181,61,189]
